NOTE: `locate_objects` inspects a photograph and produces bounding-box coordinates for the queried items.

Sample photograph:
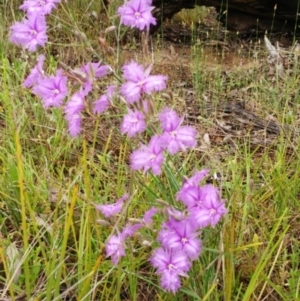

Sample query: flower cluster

[22,55,110,136]
[11,0,168,139]
[10,0,228,295]
[95,170,227,293]
[129,108,197,175]
[151,171,227,292]
[96,194,157,264]
[10,0,61,52]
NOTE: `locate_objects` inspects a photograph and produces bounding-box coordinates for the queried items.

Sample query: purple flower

[189,185,227,228]
[130,135,164,175]
[120,61,167,104]
[159,219,201,260]
[82,81,93,95]
[122,223,143,238]
[93,96,109,114]
[23,54,45,88]
[176,169,210,206]
[151,248,191,275]
[20,0,61,15]
[80,62,109,84]
[177,185,203,209]
[106,233,126,265]
[33,69,68,108]
[93,85,115,114]
[150,248,191,293]
[66,113,82,137]
[160,270,181,294]
[65,98,83,120]
[142,207,158,225]
[117,0,156,31]
[105,222,143,265]
[182,169,210,190]
[95,193,129,218]
[121,109,146,137]
[10,14,48,52]
[159,108,197,154]
[64,89,86,137]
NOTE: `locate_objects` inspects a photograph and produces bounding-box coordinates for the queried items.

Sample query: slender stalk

[15,129,30,299]
[54,185,78,297]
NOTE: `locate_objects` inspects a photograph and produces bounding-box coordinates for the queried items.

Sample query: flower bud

[156,199,169,207]
[105,26,116,34]
[96,219,111,226]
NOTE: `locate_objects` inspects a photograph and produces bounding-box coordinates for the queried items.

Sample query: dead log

[152,0,300,34]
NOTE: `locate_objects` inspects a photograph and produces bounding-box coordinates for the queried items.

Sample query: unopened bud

[107,46,115,56]
[73,29,88,44]
[71,69,88,82]
[91,11,98,20]
[58,62,87,82]
[147,98,155,116]
[98,37,110,54]
[128,218,142,224]
[166,207,185,220]
[96,219,111,226]
[105,26,116,34]
[161,91,173,102]
[119,95,128,105]
[142,240,152,247]
[98,37,107,47]
[156,199,169,207]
